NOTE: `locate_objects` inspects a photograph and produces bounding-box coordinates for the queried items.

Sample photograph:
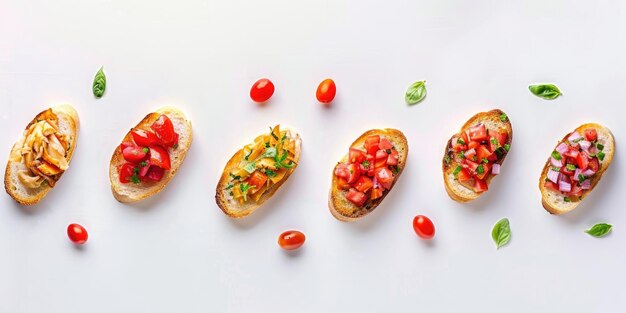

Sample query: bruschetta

[109,106,192,202]
[216,125,302,218]
[329,128,408,222]
[442,109,512,202]
[539,123,614,215]
[4,104,80,205]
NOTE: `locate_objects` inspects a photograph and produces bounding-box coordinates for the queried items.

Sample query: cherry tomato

[346,187,367,207]
[250,78,275,103]
[122,146,148,163]
[151,115,177,147]
[131,129,160,147]
[67,223,88,244]
[584,129,597,142]
[412,215,435,240]
[149,146,171,170]
[316,78,336,104]
[119,163,137,183]
[144,166,164,182]
[278,230,306,250]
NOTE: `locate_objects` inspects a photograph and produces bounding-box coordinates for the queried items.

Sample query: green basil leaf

[92,66,106,98]
[528,83,561,100]
[585,223,612,237]
[405,80,427,105]
[491,218,511,249]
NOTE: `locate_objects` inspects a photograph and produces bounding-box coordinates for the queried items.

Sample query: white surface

[1,0,625,312]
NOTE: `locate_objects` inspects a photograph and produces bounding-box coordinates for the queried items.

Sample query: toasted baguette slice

[215,126,302,218]
[540,123,614,215]
[4,104,80,205]
[109,106,192,203]
[442,109,513,202]
[329,128,408,222]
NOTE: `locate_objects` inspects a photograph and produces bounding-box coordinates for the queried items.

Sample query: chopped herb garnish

[391,166,401,175]
[274,151,295,169]
[229,173,241,180]
[490,138,499,147]
[481,157,488,164]
[386,149,391,154]
[597,143,604,151]
[551,151,562,161]
[362,160,371,168]
[281,133,287,141]
[453,165,462,177]
[270,127,279,140]
[229,191,234,196]
[458,151,465,159]
[476,165,485,174]
[499,113,508,122]
[504,144,510,152]
[131,167,141,184]
[444,155,451,164]
[265,142,270,148]
[551,167,560,172]
[597,151,606,161]
[240,183,252,201]
[265,169,277,178]
[173,143,178,150]
[244,149,253,161]
[140,161,148,167]
[457,138,466,145]
[244,162,257,173]
[566,164,576,171]
[564,197,571,202]
[142,147,149,153]
[225,184,234,190]
[578,174,586,183]
[472,155,478,162]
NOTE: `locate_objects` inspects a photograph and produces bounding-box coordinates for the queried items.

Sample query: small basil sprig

[585,223,612,237]
[491,218,511,249]
[405,80,427,105]
[528,83,561,100]
[92,66,107,98]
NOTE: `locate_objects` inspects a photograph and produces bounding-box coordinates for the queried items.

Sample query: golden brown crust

[109,106,192,203]
[4,104,79,205]
[442,109,513,202]
[215,127,302,218]
[328,128,408,222]
[539,123,615,215]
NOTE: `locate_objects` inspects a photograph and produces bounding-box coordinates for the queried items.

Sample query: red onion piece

[556,142,569,154]
[581,179,591,189]
[582,169,596,177]
[491,163,500,175]
[579,140,591,151]
[559,181,572,192]
[551,157,562,167]
[573,168,582,180]
[465,148,476,157]
[547,169,559,183]
[568,132,582,145]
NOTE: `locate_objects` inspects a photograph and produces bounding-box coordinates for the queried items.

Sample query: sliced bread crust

[215,126,302,218]
[328,128,408,222]
[442,109,513,202]
[4,104,80,205]
[109,106,192,203]
[539,123,614,215]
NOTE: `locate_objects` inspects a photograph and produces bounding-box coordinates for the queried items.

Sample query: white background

[1,0,625,312]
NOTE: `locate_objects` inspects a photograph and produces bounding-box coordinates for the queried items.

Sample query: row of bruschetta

[4,106,614,220]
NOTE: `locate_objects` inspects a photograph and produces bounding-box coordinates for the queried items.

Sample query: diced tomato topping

[120,141,134,153]
[370,186,384,200]
[452,142,467,152]
[151,115,178,147]
[473,179,488,193]
[346,188,367,207]
[563,147,580,159]
[576,153,589,171]
[457,168,472,183]
[346,163,361,184]
[375,167,394,184]
[349,148,367,164]
[387,149,399,166]
[588,158,600,172]
[462,159,480,173]
[544,181,560,192]
[568,185,583,198]
[149,146,171,170]
[138,162,150,177]
[461,131,469,145]
[375,149,388,160]
[584,129,597,142]
[131,129,160,147]
[337,178,351,190]
[374,158,387,169]
[122,146,149,163]
[364,135,380,155]
[475,163,491,180]
[560,163,575,176]
[119,163,137,183]
[477,145,497,162]
[379,138,393,150]
[468,124,488,141]
[354,176,374,193]
[334,163,350,179]
[247,171,268,189]
[468,140,480,150]
[144,166,164,182]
